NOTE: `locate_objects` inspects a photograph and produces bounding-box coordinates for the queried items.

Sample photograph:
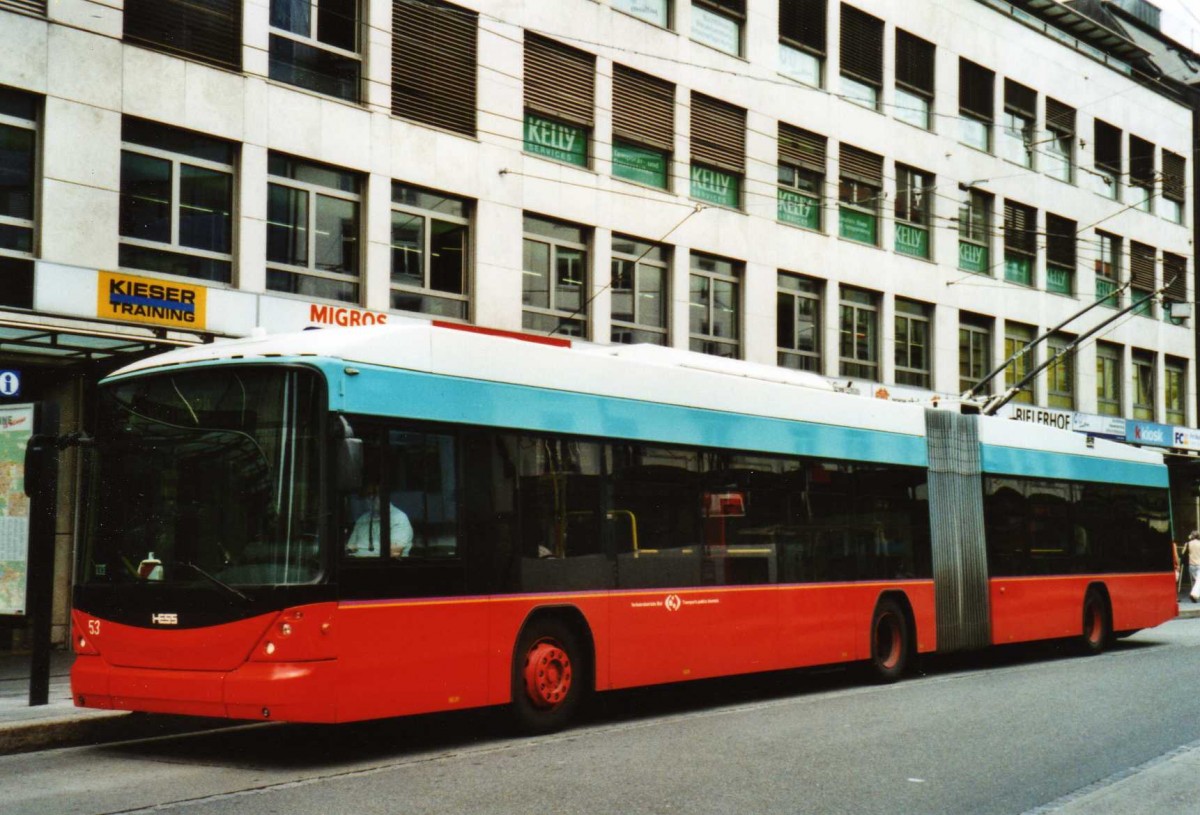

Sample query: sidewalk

[0,649,225,755]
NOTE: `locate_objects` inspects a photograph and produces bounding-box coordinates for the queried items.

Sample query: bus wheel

[511,618,587,733]
[870,598,909,683]
[1081,589,1112,655]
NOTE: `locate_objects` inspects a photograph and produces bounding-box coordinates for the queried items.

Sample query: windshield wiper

[177,560,253,603]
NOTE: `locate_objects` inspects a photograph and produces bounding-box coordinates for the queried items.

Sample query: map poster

[0,403,33,616]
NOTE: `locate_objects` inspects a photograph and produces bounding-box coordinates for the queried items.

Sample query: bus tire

[511,617,589,734]
[870,598,909,683]
[1081,589,1112,655]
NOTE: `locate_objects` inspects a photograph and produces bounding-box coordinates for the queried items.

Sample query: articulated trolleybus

[70,319,1175,731]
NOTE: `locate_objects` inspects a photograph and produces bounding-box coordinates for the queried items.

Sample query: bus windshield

[82,366,325,590]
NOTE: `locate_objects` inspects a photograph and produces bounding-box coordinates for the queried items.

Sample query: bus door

[337,425,486,719]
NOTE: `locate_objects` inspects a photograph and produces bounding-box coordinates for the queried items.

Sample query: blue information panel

[0,371,20,398]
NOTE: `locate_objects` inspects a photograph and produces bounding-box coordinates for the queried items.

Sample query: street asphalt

[2,602,1198,812]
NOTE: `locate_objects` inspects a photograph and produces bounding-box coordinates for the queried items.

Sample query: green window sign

[691,164,740,208]
[959,241,988,274]
[778,188,820,230]
[895,223,929,258]
[525,113,588,167]
[1046,264,1073,294]
[613,142,668,188]
[839,207,877,245]
[1004,254,1032,286]
[1096,277,1119,307]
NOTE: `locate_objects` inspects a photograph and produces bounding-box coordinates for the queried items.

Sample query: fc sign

[0,370,20,398]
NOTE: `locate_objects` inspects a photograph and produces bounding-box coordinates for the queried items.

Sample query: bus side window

[387,430,459,558]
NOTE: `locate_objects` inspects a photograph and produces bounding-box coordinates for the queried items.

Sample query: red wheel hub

[523,640,572,709]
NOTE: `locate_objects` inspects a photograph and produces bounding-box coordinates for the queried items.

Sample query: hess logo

[151,613,178,626]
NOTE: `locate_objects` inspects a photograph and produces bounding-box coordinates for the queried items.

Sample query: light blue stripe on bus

[981,444,1167,488]
[331,363,929,467]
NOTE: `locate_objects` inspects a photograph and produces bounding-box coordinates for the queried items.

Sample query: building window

[895,165,932,259]
[390,183,469,320]
[1096,232,1120,308]
[0,87,36,261]
[613,65,674,190]
[959,313,992,395]
[1132,349,1155,421]
[1004,322,1035,405]
[840,4,883,110]
[838,144,882,246]
[839,286,878,381]
[392,0,477,137]
[523,215,588,338]
[1166,357,1186,425]
[1001,80,1035,168]
[894,30,934,129]
[1162,151,1186,224]
[614,0,670,27]
[958,186,991,275]
[1130,242,1156,318]
[266,152,361,303]
[692,0,744,56]
[119,118,234,283]
[777,124,825,231]
[612,235,668,345]
[1129,136,1155,214]
[777,272,821,372]
[779,0,825,87]
[1045,213,1075,295]
[124,0,242,71]
[959,59,994,152]
[689,252,740,358]
[894,299,931,388]
[1047,333,1075,410]
[1096,341,1122,417]
[1163,253,1188,325]
[690,92,745,208]
[525,35,595,168]
[1044,99,1074,183]
[0,87,35,309]
[1003,200,1035,287]
[269,0,361,102]
[1093,119,1121,200]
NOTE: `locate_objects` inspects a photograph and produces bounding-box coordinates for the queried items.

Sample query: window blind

[392,0,477,136]
[525,34,595,127]
[613,65,674,152]
[1162,152,1186,202]
[839,143,882,186]
[779,0,826,53]
[1003,201,1036,254]
[1129,136,1155,187]
[691,92,745,172]
[1045,214,1076,267]
[840,4,883,86]
[959,59,994,121]
[895,30,934,95]
[778,123,826,172]
[1094,120,1122,174]
[1130,242,1156,289]
[124,0,242,71]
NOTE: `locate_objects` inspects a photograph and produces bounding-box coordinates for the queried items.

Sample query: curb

[0,711,231,756]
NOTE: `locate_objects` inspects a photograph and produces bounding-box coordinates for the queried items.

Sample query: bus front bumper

[71,655,338,723]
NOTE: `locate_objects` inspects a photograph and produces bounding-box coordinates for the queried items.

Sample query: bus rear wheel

[1081,589,1112,655]
[511,617,588,733]
[870,598,909,683]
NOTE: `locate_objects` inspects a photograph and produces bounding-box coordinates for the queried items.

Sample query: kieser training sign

[0,403,33,616]
[97,271,208,330]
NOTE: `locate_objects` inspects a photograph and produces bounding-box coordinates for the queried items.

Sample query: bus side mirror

[332,416,362,493]
[337,437,363,493]
[24,435,59,503]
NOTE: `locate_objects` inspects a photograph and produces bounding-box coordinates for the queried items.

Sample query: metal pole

[26,403,59,706]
